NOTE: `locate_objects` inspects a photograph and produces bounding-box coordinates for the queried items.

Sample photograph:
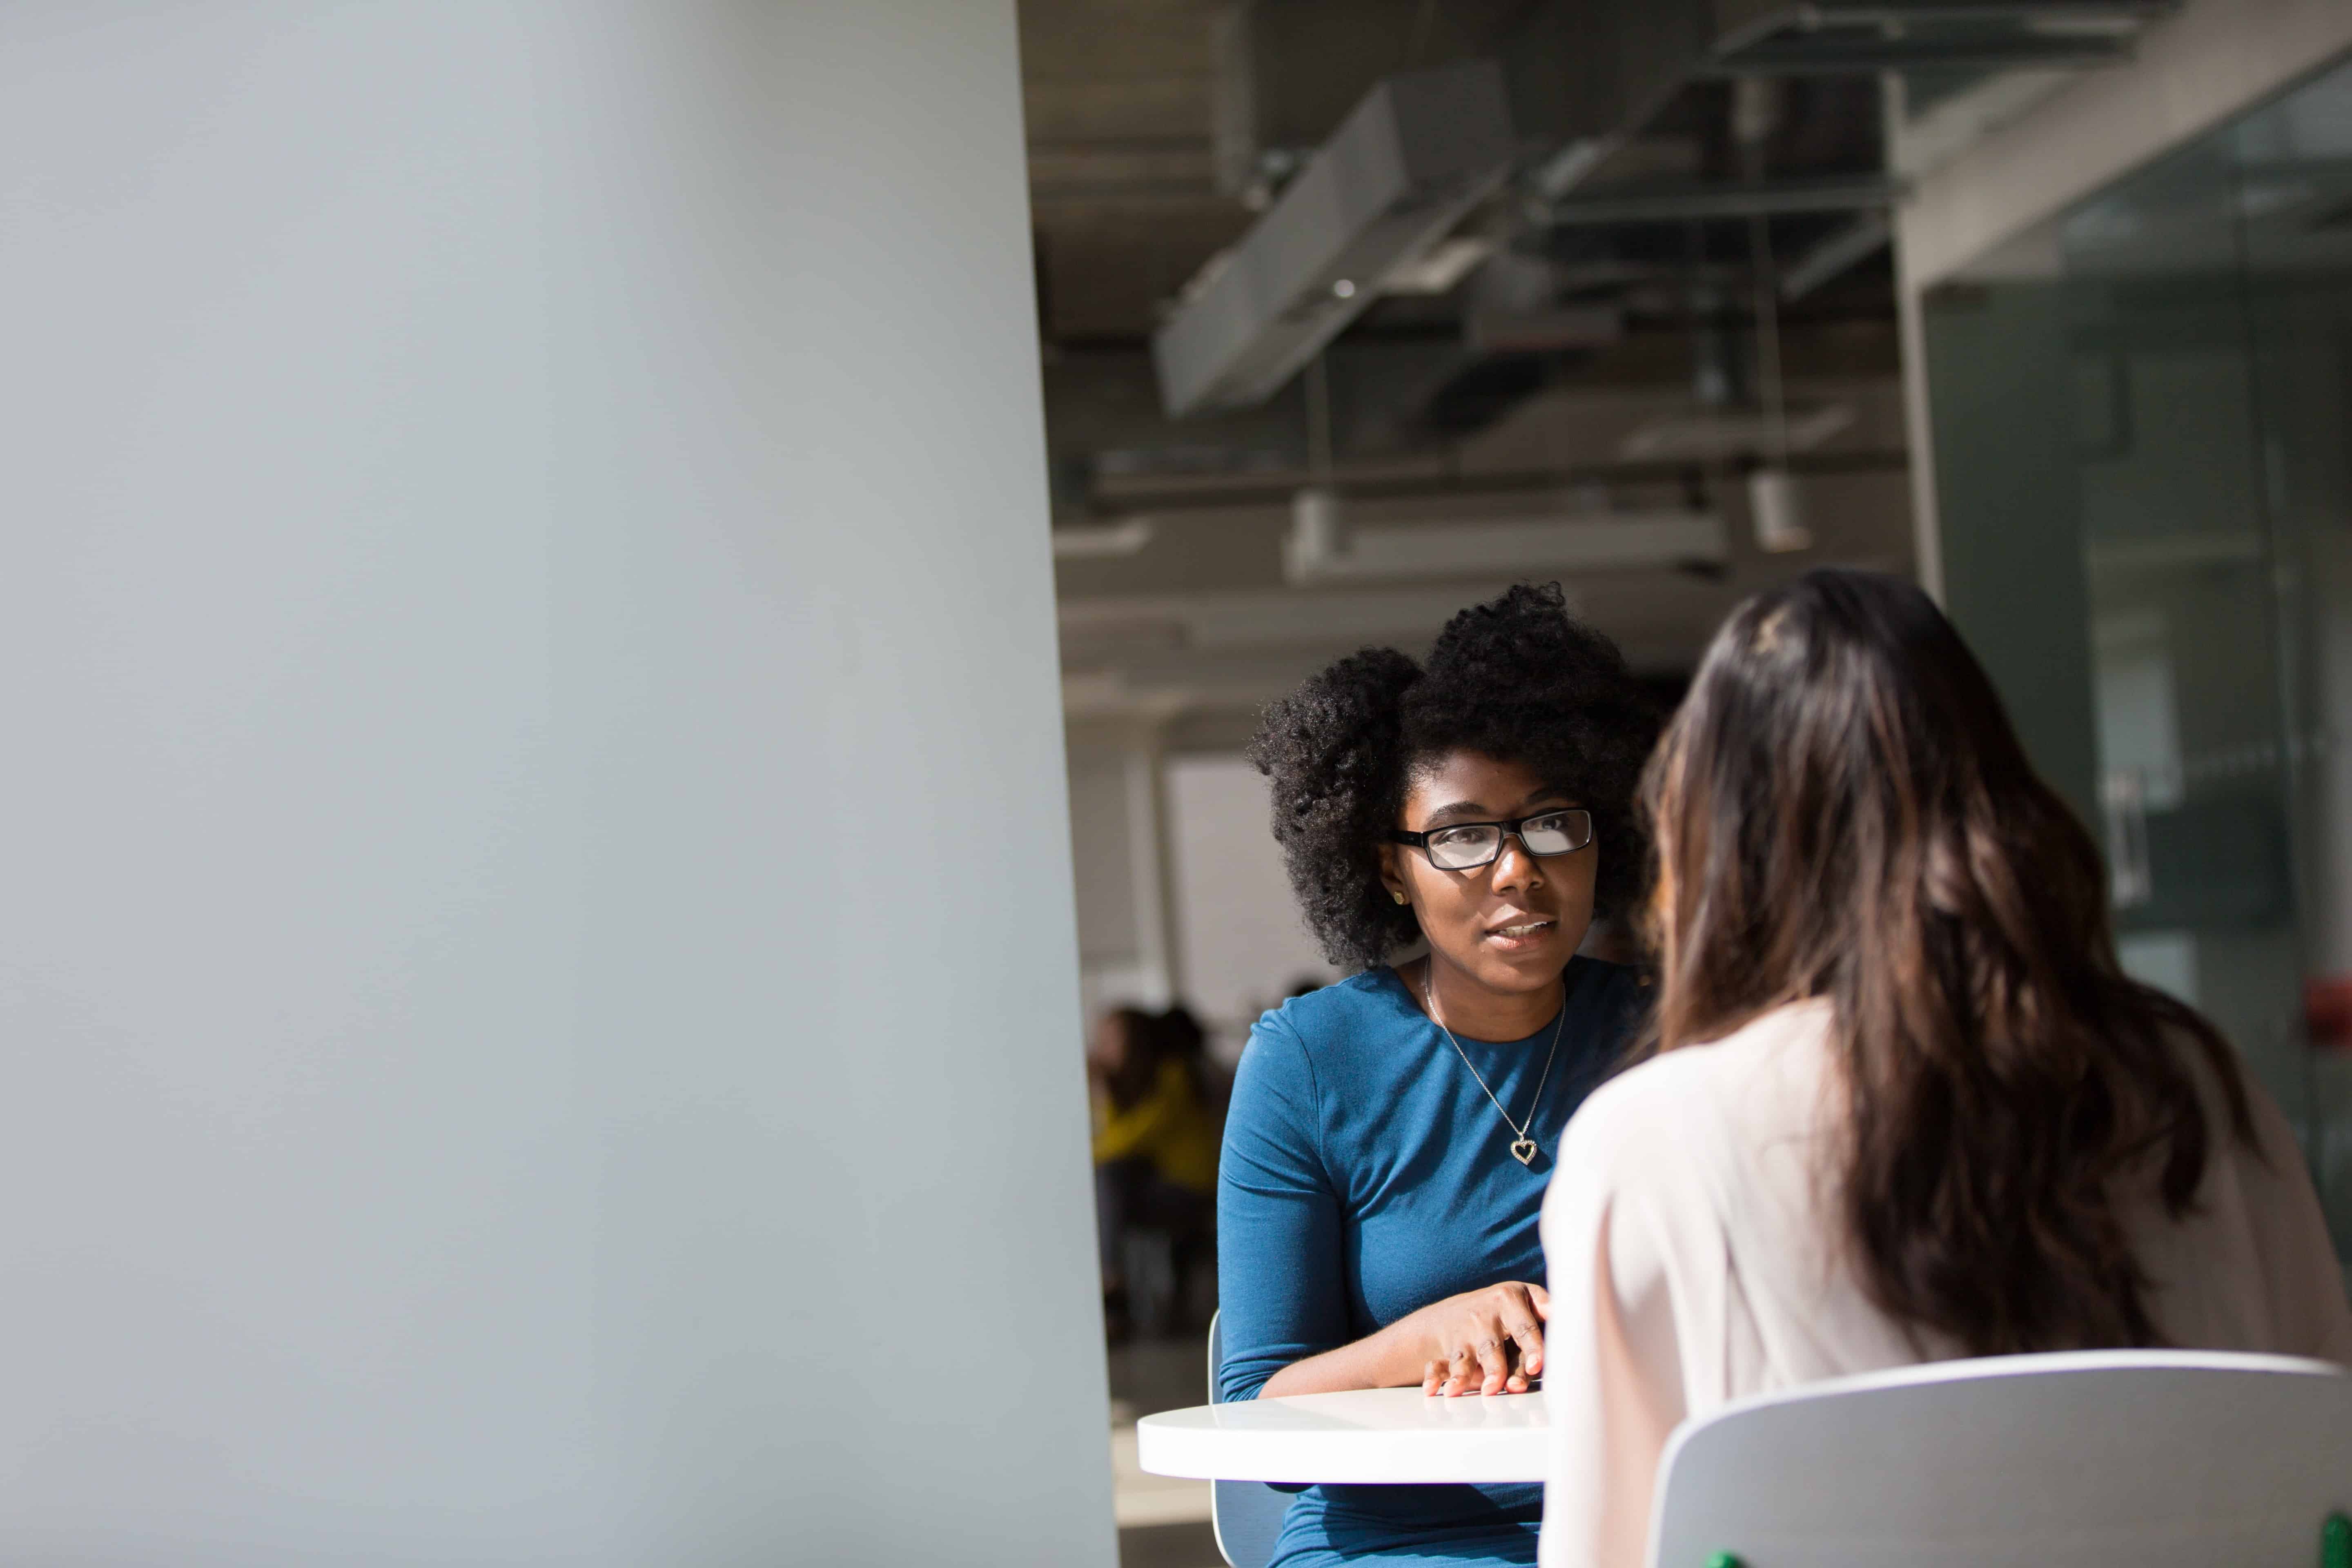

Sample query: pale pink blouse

[1538,999,2352,1568]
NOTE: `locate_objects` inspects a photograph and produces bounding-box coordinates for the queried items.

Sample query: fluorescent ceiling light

[1619,404,1854,462]
[1051,519,1155,559]
[1060,584,1584,653]
[1283,491,1726,586]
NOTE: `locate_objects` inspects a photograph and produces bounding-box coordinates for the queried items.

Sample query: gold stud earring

[1392,890,1408,905]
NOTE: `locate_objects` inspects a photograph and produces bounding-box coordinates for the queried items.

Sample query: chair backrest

[1207,1310,1294,1568]
[1648,1350,2352,1568]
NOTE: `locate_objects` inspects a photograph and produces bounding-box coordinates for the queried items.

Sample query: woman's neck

[1408,955,1565,1043]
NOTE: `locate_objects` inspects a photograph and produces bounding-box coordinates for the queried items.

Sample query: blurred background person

[1091,1004,1222,1344]
[1540,571,2352,1568]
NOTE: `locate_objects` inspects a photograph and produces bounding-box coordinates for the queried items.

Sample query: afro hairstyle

[1245,582,1659,971]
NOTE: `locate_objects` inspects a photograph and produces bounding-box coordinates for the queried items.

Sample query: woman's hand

[1250,1279,1552,1401]
[1410,1282,1549,1396]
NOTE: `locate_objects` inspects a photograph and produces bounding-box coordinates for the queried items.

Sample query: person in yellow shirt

[1089,1006,1221,1341]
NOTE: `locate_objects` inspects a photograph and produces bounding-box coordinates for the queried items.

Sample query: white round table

[1135,1387,1549,1485]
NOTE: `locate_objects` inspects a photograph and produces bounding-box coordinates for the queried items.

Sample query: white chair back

[1648,1350,2351,1568]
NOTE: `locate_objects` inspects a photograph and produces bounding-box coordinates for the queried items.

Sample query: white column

[0,4,1111,1563]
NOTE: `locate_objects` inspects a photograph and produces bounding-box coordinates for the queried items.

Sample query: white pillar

[0,4,1111,1563]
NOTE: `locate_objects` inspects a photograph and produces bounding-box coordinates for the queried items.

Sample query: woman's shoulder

[1234,969,1420,1105]
[1556,999,1834,1178]
[1251,969,1410,1048]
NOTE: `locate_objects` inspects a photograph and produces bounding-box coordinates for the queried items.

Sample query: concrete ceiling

[1015,2,2155,735]
[1018,0,1239,345]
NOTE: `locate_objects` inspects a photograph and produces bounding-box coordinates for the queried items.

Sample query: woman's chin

[1475,928,1574,975]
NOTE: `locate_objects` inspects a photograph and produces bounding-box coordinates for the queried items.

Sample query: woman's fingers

[1468,1335,1505,1401]
[1414,1283,1556,1398]
[1505,1314,1545,1380]
[1446,1343,1477,1396]
[1474,1335,1510,1395]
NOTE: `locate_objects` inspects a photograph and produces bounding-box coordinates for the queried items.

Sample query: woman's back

[1536,569,2352,1568]
[1537,998,2352,1568]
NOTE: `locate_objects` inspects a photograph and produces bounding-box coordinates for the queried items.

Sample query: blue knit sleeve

[1216,1008,1346,1403]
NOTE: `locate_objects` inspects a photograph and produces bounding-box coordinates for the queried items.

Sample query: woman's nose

[1489,832,1544,891]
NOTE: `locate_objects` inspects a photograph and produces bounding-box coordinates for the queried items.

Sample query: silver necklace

[1422,970,1566,1167]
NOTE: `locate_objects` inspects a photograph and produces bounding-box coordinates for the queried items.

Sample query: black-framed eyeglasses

[1388,808,1593,871]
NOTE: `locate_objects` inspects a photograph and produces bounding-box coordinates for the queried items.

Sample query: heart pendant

[1510,1138,1537,1166]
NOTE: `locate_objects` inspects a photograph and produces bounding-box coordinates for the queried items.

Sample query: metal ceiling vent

[1152,59,1514,419]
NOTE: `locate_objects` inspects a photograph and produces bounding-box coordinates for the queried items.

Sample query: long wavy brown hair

[1642,569,2251,1355]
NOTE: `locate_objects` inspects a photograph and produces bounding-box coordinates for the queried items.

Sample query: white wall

[1167,755,1337,1049]
[0,4,1111,1563]
[1068,731,1178,1019]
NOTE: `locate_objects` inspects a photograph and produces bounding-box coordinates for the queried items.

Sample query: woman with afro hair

[1217,583,1658,1567]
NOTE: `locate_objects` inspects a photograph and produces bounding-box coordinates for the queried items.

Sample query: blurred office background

[1020,4,2352,1560]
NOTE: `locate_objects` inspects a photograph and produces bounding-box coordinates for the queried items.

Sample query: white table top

[1135,1387,1549,1485]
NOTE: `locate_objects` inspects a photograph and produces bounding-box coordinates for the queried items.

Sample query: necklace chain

[1422,969,1566,1156]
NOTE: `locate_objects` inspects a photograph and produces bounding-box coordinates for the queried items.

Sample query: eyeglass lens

[1423,811,1590,870]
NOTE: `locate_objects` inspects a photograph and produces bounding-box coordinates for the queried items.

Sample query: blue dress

[1216,960,1645,1567]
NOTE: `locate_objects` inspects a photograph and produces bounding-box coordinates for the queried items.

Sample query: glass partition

[1926,49,2352,1272]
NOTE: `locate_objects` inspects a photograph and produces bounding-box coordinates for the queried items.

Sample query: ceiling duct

[1152,59,1514,419]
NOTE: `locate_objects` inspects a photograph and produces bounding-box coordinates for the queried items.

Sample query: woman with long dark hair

[1225,584,1658,1566]
[1537,569,2352,1568]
